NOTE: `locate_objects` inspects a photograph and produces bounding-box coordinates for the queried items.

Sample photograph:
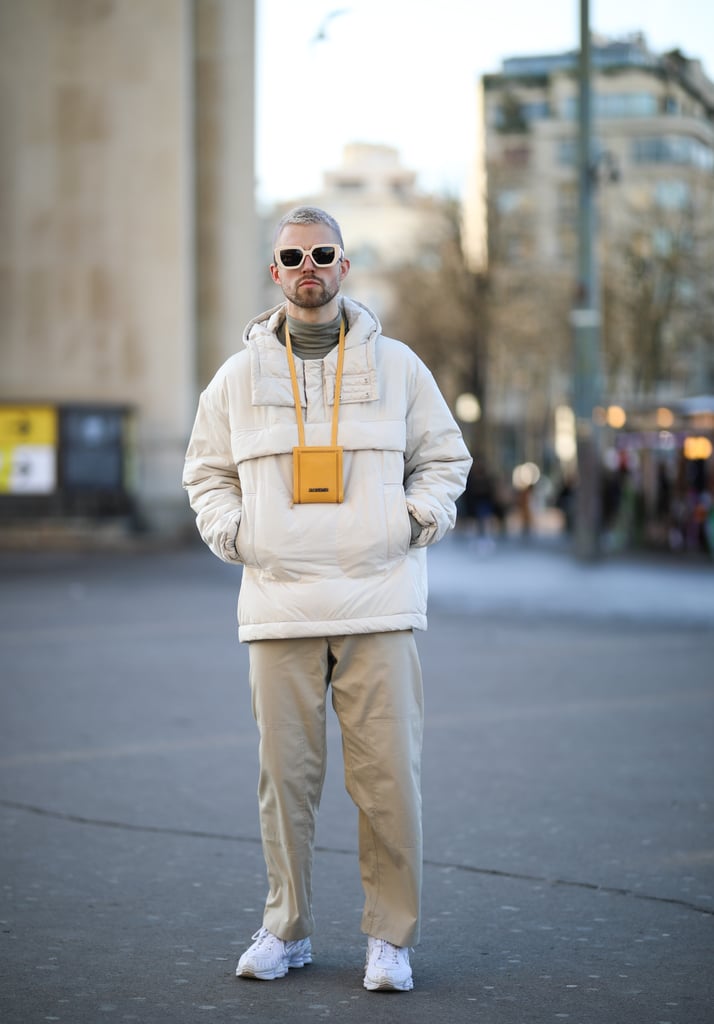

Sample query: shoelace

[375,939,402,964]
[251,928,281,949]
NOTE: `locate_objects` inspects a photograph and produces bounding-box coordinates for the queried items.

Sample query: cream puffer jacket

[183,297,471,641]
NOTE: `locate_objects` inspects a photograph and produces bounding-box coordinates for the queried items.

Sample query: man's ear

[269,263,281,285]
[339,257,350,282]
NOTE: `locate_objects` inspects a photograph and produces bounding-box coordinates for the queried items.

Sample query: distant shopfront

[602,396,714,556]
[0,403,136,522]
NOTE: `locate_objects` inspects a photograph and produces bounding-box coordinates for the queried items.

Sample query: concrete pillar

[194,0,258,387]
[0,0,256,534]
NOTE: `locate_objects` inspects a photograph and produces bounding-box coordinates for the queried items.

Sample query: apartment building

[471,35,714,546]
[479,34,714,379]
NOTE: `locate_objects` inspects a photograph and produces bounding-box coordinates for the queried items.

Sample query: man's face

[270,224,350,311]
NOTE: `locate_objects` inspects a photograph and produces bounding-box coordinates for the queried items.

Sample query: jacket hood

[242,296,382,350]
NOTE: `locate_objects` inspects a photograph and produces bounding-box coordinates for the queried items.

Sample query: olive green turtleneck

[278,309,343,360]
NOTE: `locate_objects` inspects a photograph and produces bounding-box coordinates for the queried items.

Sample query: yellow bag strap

[285,317,346,448]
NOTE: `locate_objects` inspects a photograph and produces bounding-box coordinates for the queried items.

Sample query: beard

[286,275,340,309]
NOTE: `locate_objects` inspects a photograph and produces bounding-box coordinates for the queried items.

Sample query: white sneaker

[235,927,312,980]
[363,936,413,991]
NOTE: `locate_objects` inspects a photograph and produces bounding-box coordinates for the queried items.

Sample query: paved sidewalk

[427,532,714,627]
[0,541,712,1023]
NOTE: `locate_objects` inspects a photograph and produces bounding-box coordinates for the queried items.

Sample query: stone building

[0,0,257,536]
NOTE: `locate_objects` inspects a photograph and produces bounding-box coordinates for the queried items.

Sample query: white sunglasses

[274,243,344,270]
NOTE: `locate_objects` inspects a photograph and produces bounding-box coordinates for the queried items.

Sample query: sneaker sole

[364,976,413,992]
[236,965,289,981]
[236,953,312,980]
[288,954,312,968]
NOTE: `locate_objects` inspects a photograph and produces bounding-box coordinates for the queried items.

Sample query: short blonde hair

[273,206,344,248]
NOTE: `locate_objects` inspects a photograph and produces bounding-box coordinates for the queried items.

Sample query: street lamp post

[572,0,604,561]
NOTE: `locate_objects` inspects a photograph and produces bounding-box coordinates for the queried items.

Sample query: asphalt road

[1,540,712,1023]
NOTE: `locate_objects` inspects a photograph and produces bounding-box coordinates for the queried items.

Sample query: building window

[502,144,530,167]
[495,93,528,133]
[522,100,550,122]
[496,189,523,214]
[652,226,673,256]
[651,226,694,257]
[561,93,659,119]
[632,135,714,170]
[494,97,550,131]
[558,139,577,166]
[654,179,691,209]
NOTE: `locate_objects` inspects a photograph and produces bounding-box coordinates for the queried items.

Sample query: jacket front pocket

[335,481,410,577]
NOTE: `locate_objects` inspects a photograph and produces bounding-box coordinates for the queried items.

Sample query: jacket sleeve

[182,379,243,563]
[403,361,472,548]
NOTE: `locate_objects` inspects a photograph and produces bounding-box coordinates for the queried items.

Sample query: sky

[255,0,714,207]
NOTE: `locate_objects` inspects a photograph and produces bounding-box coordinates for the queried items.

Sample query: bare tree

[382,200,489,415]
[602,184,714,398]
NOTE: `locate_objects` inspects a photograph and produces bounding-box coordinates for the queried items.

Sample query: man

[183,206,471,991]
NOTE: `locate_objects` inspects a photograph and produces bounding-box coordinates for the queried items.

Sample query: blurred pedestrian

[465,459,496,537]
[183,206,471,992]
[517,482,534,537]
[556,474,575,534]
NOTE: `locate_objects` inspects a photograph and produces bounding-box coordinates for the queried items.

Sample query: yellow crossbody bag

[286,319,345,504]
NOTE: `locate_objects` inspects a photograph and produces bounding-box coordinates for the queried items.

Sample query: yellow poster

[0,406,58,446]
[0,405,58,494]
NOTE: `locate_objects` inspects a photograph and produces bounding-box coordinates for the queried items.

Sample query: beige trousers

[248,630,424,947]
